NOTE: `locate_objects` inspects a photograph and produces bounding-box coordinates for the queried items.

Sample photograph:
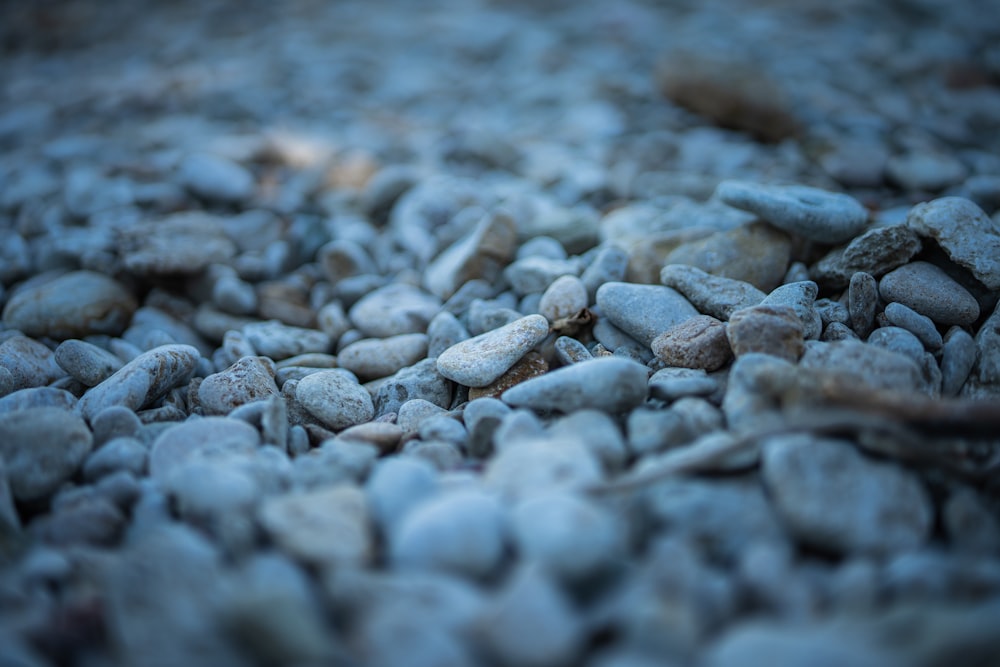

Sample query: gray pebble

[501,357,648,413]
[596,282,698,347]
[539,275,588,323]
[397,398,449,436]
[462,397,510,458]
[317,239,377,284]
[427,311,470,358]
[906,196,1000,290]
[942,488,1000,554]
[867,326,925,364]
[349,283,442,337]
[822,321,860,342]
[0,407,92,502]
[316,300,351,344]
[149,417,260,483]
[815,298,849,326]
[940,327,977,396]
[648,367,720,402]
[0,386,77,415]
[726,304,804,362]
[122,213,237,277]
[417,414,466,445]
[762,434,932,555]
[661,222,792,292]
[375,358,453,417]
[810,225,922,289]
[970,301,1000,389]
[715,180,868,243]
[554,336,593,365]
[78,344,201,422]
[54,339,124,386]
[177,152,254,202]
[503,256,582,296]
[295,369,374,431]
[485,436,602,497]
[489,409,547,452]
[591,317,644,354]
[211,274,257,316]
[659,264,766,321]
[436,314,549,387]
[886,151,968,192]
[722,353,798,429]
[848,272,878,338]
[243,320,332,361]
[516,235,567,261]
[423,210,518,299]
[580,244,628,302]
[83,436,147,481]
[800,341,924,394]
[879,261,979,325]
[390,489,506,578]
[705,622,892,667]
[365,456,439,536]
[198,356,279,415]
[467,301,523,336]
[652,314,732,371]
[883,302,942,350]
[2,270,137,339]
[90,404,142,445]
[338,333,429,381]
[0,334,66,391]
[761,281,821,340]
[547,409,628,472]
[259,485,372,566]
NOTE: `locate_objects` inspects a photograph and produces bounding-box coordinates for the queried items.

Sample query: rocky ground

[2,0,1000,665]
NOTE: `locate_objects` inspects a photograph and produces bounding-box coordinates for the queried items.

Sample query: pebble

[462,397,511,458]
[651,315,732,371]
[0,407,93,502]
[82,436,148,481]
[365,456,439,535]
[396,398,449,436]
[120,213,237,277]
[659,264,766,321]
[705,622,892,667]
[148,417,260,482]
[317,239,377,285]
[436,314,549,387]
[940,327,977,396]
[662,221,792,291]
[2,271,136,339]
[762,434,932,555]
[547,409,628,472]
[879,261,980,325]
[295,369,375,431]
[969,301,1000,391]
[648,367,720,402]
[243,320,332,360]
[538,275,588,323]
[810,225,922,289]
[501,357,648,413]
[886,151,968,192]
[258,485,372,567]
[90,404,142,445]
[580,244,628,302]
[866,326,925,364]
[423,210,518,299]
[77,344,201,422]
[715,180,869,243]
[906,197,1000,290]
[337,333,429,381]
[0,334,66,391]
[848,272,879,338]
[485,437,603,498]
[553,336,593,365]
[390,489,506,578]
[942,488,1000,554]
[468,351,549,401]
[349,283,442,338]
[596,282,698,347]
[197,356,279,415]
[426,310,470,358]
[374,358,453,417]
[726,305,804,362]
[0,386,77,414]
[54,339,124,386]
[760,281,822,340]
[177,152,255,202]
[800,340,924,394]
[503,256,582,296]
[883,302,942,350]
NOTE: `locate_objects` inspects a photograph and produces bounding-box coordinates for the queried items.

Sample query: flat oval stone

[78,344,201,422]
[295,369,375,431]
[177,152,254,202]
[715,180,868,244]
[0,386,77,415]
[337,333,429,381]
[2,271,136,339]
[883,302,942,350]
[436,315,549,388]
[501,357,648,413]
[651,314,732,371]
[0,335,66,391]
[243,320,331,361]
[149,416,260,482]
[0,407,93,501]
[595,282,698,347]
[259,485,372,566]
[879,261,979,325]
[349,283,441,338]
[55,339,124,387]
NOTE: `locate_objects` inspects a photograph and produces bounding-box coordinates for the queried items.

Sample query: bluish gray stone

[375,358,453,417]
[848,272,878,338]
[295,369,374,431]
[177,152,254,202]
[501,357,648,413]
[867,326,925,364]
[338,333,429,381]
[0,407,93,501]
[55,339,124,386]
[436,315,549,387]
[879,261,979,325]
[659,264,765,321]
[940,327,977,396]
[883,302,942,350]
[906,197,1000,290]
[349,283,442,338]
[596,282,698,347]
[760,281,821,340]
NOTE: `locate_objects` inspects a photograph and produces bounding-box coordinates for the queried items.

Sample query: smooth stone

[970,301,1000,389]
[501,357,648,413]
[715,180,868,243]
[848,272,879,338]
[726,305,804,362]
[316,301,351,344]
[940,327,977,396]
[662,221,792,291]
[810,225,922,289]
[591,317,645,355]
[760,281,822,340]
[883,302,943,350]
[906,197,1000,290]
[660,264,766,321]
[177,152,254,202]
[317,239,377,285]
[503,256,582,296]
[539,275,588,323]
[198,356,279,415]
[90,405,142,446]
[596,282,698,347]
[516,235,567,261]
[120,212,236,277]
[243,320,332,361]
[294,369,374,431]
[375,358,453,418]
[426,311,470,358]
[82,436,147,481]
[879,261,980,325]
[0,386,76,415]
[580,244,628,302]
[54,339,124,386]
[867,326,925,364]
[553,336,593,365]
[705,622,893,667]
[436,314,549,388]
[365,456,439,535]
[77,344,201,422]
[258,485,372,566]
[721,353,799,429]
[0,407,93,501]
[800,341,925,394]
[627,399,722,456]
[149,417,260,482]
[349,283,442,338]
[886,151,968,192]
[468,351,549,401]
[2,271,136,339]
[651,315,732,371]
[423,210,518,299]
[211,274,257,316]
[396,399,449,436]
[762,434,932,555]
[335,421,404,454]
[820,138,889,187]
[0,335,66,391]
[485,437,603,498]
[337,333,429,381]
[390,489,506,578]
[462,397,511,458]
[648,367,721,402]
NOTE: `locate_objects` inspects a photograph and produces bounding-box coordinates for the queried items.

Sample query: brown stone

[469,352,549,401]
[652,315,732,371]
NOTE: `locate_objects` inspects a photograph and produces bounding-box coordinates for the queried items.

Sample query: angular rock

[198,356,279,415]
[660,264,766,321]
[906,197,1000,290]
[651,315,732,371]
[726,305,804,362]
[811,225,922,289]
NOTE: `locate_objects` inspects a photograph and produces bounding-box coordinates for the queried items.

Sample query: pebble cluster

[2,0,1000,665]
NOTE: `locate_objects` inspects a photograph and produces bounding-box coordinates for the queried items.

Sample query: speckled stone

[243,320,332,361]
[501,357,648,413]
[715,180,868,244]
[55,339,124,387]
[0,335,66,391]
[337,333,429,381]
[553,336,593,365]
[595,282,698,347]
[906,197,1000,290]
[659,264,766,321]
[879,261,979,325]
[810,225,922,289]
[651,315,732,371]
[539,275,588,323]
[2,271,137,339]
[198,356,279,415]
[726,305,804,362]
[848,272,879,339]
[436,314,549,388]
[295,369,375,430]
[0,407,93,501]
[78,344,201,422]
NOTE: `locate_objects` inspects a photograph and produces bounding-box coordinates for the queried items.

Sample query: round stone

[436,315,550,388]
[177,152,255,202]
[651,315,732,371]
[0,407,93,501]
[501,357,648,414]
[539,275,588,323]
[595,282,698,347]
[295,369,375,431]
[198,356,280,415]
